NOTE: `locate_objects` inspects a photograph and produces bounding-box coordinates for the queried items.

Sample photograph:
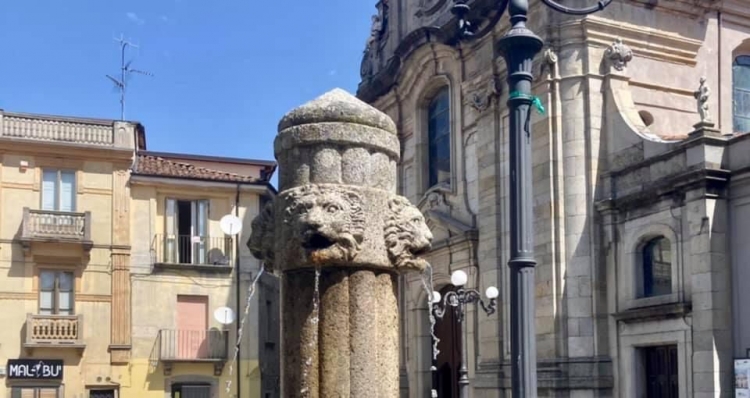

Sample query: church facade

[357,0,750,396]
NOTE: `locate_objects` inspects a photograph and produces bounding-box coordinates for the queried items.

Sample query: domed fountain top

[277,88,397,134]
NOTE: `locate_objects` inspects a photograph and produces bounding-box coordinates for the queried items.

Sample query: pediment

[417,189,477,244]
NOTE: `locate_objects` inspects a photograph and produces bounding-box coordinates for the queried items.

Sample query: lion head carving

[283,184,366,264]
[247,200,276,269]
[384,196,433,271]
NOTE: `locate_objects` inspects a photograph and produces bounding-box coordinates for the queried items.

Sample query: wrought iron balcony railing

[25,314,85,348]
[157,329,228,361]
[21,208,93,251]
[152,234,234,269]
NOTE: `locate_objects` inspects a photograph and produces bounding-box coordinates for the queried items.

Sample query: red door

[176,295,208,359]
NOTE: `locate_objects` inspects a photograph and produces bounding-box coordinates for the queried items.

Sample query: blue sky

[0,0,375,164]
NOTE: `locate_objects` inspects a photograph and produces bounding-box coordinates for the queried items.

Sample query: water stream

[419,264,440,398]
[300,267,321,396]
[225,263,266,395]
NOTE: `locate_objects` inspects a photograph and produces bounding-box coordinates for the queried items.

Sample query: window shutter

[59,171,76,212]
[11,388,37,398]
[165,199,177,263]
[38,388,59,398]
[42,170,58,211]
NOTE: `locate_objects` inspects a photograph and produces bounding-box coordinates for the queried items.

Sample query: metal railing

[25,314,84,346]
[2,113,114,146]
[158,329,228,361]
[22,208,91,241]
[152,234,234,266]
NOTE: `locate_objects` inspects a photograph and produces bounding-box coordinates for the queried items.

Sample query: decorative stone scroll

[247,88,432,397]
[605,37,633,72]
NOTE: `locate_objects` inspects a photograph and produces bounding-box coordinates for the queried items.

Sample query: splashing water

[225,264,266,395]
[300,267,322,396]
[420,263,440,398]
[420,263,440,362]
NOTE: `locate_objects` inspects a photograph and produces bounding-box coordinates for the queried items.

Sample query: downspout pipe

[235,183,241,397]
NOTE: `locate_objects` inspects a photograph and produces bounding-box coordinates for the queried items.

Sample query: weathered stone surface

[248,88,431,397]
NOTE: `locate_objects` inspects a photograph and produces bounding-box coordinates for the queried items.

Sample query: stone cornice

[129,174,273,194]
[0,137,135,160]
[558,16,703,66]
[475,356,614,390]
[613,302,692,323]
[358,27,449,103]
[597,167,730,213]
[628,0,717,18]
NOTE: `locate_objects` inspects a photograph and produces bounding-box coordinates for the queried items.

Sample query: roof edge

[139,150,276,167]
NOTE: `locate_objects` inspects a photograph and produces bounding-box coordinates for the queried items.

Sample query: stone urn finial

[248,88,433,397]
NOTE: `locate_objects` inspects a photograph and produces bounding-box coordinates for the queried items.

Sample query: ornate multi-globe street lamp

[445,1,615,397]
[431,270,499,398]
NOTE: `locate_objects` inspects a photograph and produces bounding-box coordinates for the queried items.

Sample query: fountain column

[248,89,433,398]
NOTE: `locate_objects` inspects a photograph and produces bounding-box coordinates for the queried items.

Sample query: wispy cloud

[126,12,145,25]
[328,69,338,76]
[160,15,170,23]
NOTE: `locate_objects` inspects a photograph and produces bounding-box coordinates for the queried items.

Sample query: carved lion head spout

[247,200,276,270]
[385,196,434,271]
[283,185,366,265]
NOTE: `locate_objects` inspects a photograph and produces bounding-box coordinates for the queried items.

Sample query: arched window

[640,237,672,298]
[427,88,451,187]
[734,55,750,133]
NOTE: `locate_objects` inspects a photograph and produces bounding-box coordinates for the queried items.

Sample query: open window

[164,199,209,264]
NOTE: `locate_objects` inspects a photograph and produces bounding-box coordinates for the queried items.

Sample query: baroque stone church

[357,0,750,397]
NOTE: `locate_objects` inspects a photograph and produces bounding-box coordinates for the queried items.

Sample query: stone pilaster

[248,89,433,397]
[110,169,131,363]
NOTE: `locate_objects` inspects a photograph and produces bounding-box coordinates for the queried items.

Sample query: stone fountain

[248,89,433,397]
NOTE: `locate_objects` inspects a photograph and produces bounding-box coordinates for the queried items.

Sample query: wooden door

[177,295,208,359]
[433,285,461,398]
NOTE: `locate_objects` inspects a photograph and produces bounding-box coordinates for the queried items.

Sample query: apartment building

[0,110,279,398]
[128,151,279,398]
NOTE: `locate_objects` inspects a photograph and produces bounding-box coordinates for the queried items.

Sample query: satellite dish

[214,307,235,325]
[220,215,242,236]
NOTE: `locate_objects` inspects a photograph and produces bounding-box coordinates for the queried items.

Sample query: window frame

[734,55,750,134]
[426,86,452,189]
[164,198,211,265]
[40,168,77,212]
[640,237,673,298]
[38,269,75,315]
[621,225,682,311]
[11,386,61,398]
[87,388,118,398]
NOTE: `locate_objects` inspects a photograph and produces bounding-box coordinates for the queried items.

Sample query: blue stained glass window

[428,88,451,187]
[733,55,750,133]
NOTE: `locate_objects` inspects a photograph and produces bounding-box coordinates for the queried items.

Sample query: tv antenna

[106,34,153,120]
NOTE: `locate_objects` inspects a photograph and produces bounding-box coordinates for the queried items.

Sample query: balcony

[1,112,115,146]
[24,314,85,350]
[157,329,228,375]
[151,234,234,273]
[20,208,93,254]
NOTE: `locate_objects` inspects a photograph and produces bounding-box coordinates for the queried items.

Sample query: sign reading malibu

[6,359,63,380]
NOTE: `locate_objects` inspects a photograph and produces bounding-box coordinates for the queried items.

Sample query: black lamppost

[447,1,614,397]
[431,270,499,398]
